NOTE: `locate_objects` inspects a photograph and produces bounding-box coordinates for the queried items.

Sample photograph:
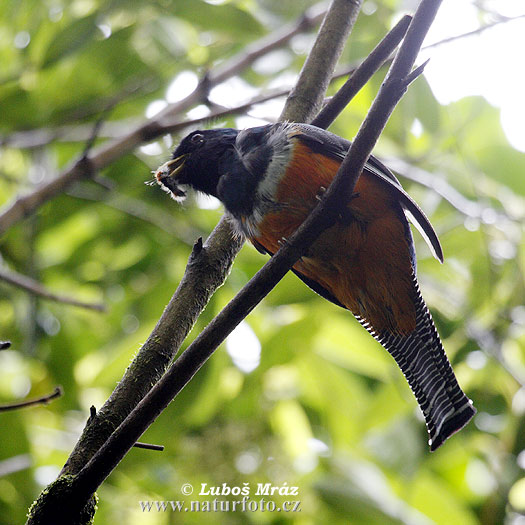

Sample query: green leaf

[316,458,423,525]
[168,0,264,37]
[406,471,479,525]
[42,13,99,68]
[476,143,525,195]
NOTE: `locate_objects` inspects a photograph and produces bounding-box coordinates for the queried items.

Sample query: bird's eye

[191,133,204,145]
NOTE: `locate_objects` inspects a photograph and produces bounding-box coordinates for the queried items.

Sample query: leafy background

[1,0,525,523]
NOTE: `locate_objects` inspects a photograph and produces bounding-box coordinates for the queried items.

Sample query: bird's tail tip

[429,400,476,452]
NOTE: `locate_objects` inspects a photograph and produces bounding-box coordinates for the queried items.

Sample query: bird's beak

[154,154,188,198]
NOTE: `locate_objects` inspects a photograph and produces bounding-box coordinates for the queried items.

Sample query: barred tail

[358,276,475,451]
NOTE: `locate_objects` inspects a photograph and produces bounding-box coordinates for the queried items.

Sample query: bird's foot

[315,186,327,202]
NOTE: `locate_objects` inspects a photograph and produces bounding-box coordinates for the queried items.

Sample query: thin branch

[156,88,290,135]
[0,266,106,312]
[312,14,412,129]
[0,89,289,150]
[0,5,326,237]
[0,386,63,412]
[207,3,327,88]
[80,107,113,160]
[0,120,141,149]
[54,77,158,126]
[423,13,525,50]
[132,442,164,452]
[60,225,244,478]
[0,77,157,149]
[66,0,443,512]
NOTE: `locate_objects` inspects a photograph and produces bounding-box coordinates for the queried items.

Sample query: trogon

[155,122,475,451]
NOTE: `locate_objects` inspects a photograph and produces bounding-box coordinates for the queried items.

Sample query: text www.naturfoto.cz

[140,498,301,513]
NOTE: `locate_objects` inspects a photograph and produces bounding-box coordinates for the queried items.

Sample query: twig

[80,107,113,160]
[0,89,289,150]
[423,13,525,50]
[68,0,443,511]
[312,14,412,129]
[69,77,159,122]
[156,88,290,135]
[205,3,327,90]
[0,386,63,412]
[0,5,327,237]
[0,266,106,312]
[132,442,164,451]
[0,120,141,149]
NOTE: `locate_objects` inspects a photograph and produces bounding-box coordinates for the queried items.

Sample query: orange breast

[253,141,417,335]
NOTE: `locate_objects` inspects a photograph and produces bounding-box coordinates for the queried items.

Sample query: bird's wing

[288,123,444,263]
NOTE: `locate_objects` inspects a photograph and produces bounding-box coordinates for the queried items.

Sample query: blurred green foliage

[1,0,525,524]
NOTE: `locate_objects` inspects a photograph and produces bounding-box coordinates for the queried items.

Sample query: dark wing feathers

[289,123,444,263]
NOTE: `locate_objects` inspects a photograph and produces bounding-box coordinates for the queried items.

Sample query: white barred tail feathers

[357,273,475,451]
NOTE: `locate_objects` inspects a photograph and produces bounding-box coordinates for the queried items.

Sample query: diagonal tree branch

[59,223,244,477]
[58,0,362,480]
[0,89,290,150]
[205,3,327,87]
[27,1,364,523]
[28,0,443,520]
